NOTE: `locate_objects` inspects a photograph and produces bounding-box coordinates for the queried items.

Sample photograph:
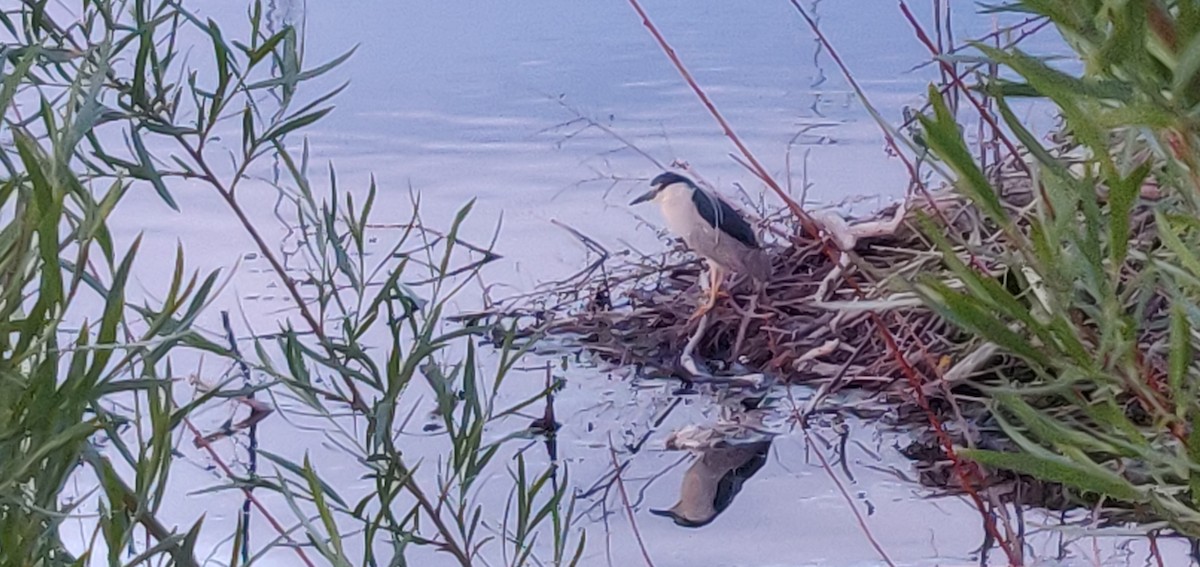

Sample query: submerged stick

[802,428,898,567]
[610,442,658,567]
[221,311,256,564]
[185,418,315,567]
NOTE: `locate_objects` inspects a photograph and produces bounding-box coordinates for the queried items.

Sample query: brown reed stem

[897,0,1054,219]
[173,135,370,416]
[625,1,1019,562]
[803,428,898,567]
[609,443,657,567]
[626,0,818,237]
[784,0,992,275]
[185,418,316,567]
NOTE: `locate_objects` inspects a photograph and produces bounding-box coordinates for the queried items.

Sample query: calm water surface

[85,1,1194,565]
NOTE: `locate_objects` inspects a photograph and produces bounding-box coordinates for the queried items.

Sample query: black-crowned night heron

[630,172,770,320]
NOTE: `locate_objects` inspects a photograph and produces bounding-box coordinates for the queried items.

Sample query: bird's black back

[691,188,759,249]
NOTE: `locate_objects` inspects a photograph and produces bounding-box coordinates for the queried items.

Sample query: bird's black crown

[651,171,694,189]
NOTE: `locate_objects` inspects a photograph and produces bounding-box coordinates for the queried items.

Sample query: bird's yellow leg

[707,266,722,308]
[688,266,723,323]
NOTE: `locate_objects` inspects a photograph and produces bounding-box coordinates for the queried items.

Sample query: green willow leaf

[917,86,1011,231]
[962,448,1144,502]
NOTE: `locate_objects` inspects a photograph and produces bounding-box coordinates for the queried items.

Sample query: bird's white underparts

[630,171,771,320]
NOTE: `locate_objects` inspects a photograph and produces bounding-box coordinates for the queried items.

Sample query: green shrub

[915,0,1200,535]
[0,2,578,564]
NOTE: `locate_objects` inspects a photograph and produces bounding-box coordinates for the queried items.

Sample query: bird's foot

[687,304,713,325]
[687,289,719,325]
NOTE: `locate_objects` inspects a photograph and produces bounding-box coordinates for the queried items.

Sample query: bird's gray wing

[691,189,759,248]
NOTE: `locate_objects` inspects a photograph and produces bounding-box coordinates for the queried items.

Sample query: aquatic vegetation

[8,0,1199,564]
[0,1,578,565]
[494,0,1200,563]
[912,0,1200,544]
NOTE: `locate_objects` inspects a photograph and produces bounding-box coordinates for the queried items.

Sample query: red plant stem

[868,311,1019,561]
[787,4,1019,564]
[898,20,1051,134]
[899,1,1025,173]
[784,0,992,275]
[803,428,898,567]
[1148,530,1165,567]
[185,419,317,567]
[897,1,1055,219]
[625,0,819,238]
[1147,2,1178,51]
[626,1,1020,564]
[898,19,1050,133]
[775,6,1018,563]
[609,444,656,567]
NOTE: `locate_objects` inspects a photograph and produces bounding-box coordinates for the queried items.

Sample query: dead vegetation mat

[482,168,1174,526]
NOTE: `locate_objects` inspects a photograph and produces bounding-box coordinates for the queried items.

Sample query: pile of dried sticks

[499,173,1034,396]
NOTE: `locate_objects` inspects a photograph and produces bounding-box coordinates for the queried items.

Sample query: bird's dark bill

[629,190,656,205]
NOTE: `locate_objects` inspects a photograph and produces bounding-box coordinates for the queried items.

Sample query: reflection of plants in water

[0,1,580,565]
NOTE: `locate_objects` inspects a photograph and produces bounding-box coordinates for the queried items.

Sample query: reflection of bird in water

[630,172,771,321]
[651,439,772,527]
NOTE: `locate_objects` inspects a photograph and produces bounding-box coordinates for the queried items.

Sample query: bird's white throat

[655,183,705,240]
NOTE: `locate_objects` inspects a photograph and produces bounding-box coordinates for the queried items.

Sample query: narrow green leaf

[1108,160,1150,267]
[244,46,357,91]
[1158,212,1200,279]
[86,235,140,386]
[302,455,345,558]
[918,86,1011,232]
[129,127,178,211]
[1171,303,1192,417]
[1190,412,1200,507]
[961,448,1144,502]
[995,393,1118,455]
[257,450,347,507]
[261,107,332,143]
[1175,33,1200,99]
[917,278,1050,368]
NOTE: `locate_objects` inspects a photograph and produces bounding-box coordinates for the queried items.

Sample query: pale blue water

[77,1,1193,565]
[294,0,995,287]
